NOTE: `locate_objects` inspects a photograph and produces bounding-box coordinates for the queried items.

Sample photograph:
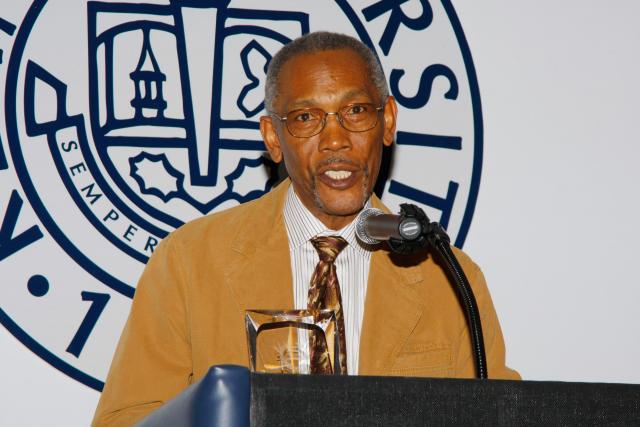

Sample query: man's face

[260,48,397,230]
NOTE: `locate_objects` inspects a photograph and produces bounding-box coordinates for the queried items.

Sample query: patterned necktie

[308,235,348,375]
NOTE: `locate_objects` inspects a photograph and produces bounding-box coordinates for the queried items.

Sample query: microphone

[355,208,424,245]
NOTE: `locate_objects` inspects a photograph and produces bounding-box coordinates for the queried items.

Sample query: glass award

[245,309,341,375]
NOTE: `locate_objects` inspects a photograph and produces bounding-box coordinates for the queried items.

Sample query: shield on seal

[87,0,309,228]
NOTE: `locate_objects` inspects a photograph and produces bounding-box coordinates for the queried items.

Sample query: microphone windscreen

[355,208,384,245]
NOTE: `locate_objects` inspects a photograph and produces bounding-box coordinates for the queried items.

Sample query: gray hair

[264,31,389,113]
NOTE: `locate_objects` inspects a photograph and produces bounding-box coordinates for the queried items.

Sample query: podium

[138,365,640,426]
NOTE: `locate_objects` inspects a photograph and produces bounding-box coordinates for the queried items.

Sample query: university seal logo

[0,0,482,390]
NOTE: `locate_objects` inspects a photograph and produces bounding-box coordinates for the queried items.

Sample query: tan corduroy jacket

[92,180,519,426]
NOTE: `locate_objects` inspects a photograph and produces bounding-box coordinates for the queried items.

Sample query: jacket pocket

[390,342,452,377]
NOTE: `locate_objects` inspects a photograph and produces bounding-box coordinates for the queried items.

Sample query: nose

[317,112,352,152]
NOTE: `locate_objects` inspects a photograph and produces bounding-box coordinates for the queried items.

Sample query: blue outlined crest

[0,0,483,392]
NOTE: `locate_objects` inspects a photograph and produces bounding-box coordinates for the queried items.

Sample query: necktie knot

[310,235,348,263]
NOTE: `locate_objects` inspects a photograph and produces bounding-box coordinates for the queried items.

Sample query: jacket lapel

[358,200,425,375]
[224,181,294,312]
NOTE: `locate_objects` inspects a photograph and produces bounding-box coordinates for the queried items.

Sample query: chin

[310,177,373,220]
[315,194,368,218]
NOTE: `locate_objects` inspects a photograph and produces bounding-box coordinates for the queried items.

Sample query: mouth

[316,163,360,190]
[324,170,352,180]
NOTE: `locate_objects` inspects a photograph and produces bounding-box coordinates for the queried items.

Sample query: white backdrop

[2,1,640,425]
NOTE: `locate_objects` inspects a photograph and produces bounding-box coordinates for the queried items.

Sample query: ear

[260,115,283,163]
[382,96,398,147]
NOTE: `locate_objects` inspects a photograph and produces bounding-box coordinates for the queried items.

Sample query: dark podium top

[138,365,640,426]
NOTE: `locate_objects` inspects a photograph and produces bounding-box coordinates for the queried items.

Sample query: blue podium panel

[137,365,250,427]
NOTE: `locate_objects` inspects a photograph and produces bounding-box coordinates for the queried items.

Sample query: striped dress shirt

[283,186,372,375]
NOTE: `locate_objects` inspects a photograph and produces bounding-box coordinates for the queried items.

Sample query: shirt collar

[283,185,372,257]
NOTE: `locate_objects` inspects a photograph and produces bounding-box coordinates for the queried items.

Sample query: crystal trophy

[245,309,341,374]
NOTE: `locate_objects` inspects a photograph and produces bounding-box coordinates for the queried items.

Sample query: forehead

[275,48,379,111]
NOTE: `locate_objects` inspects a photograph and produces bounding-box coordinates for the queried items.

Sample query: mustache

[316,157,361,169]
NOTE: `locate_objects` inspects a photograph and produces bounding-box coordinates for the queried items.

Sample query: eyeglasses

[272,103,384,138]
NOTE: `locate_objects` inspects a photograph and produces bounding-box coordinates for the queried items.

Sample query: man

[92,31,518,426]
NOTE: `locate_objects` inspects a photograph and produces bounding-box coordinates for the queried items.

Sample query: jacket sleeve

[453,254,520,380]
[91,233,193,426]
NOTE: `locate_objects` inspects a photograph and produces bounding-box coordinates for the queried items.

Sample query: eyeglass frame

[270,102,385,138]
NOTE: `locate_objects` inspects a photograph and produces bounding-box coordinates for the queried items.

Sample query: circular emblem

[0,0,482,390]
